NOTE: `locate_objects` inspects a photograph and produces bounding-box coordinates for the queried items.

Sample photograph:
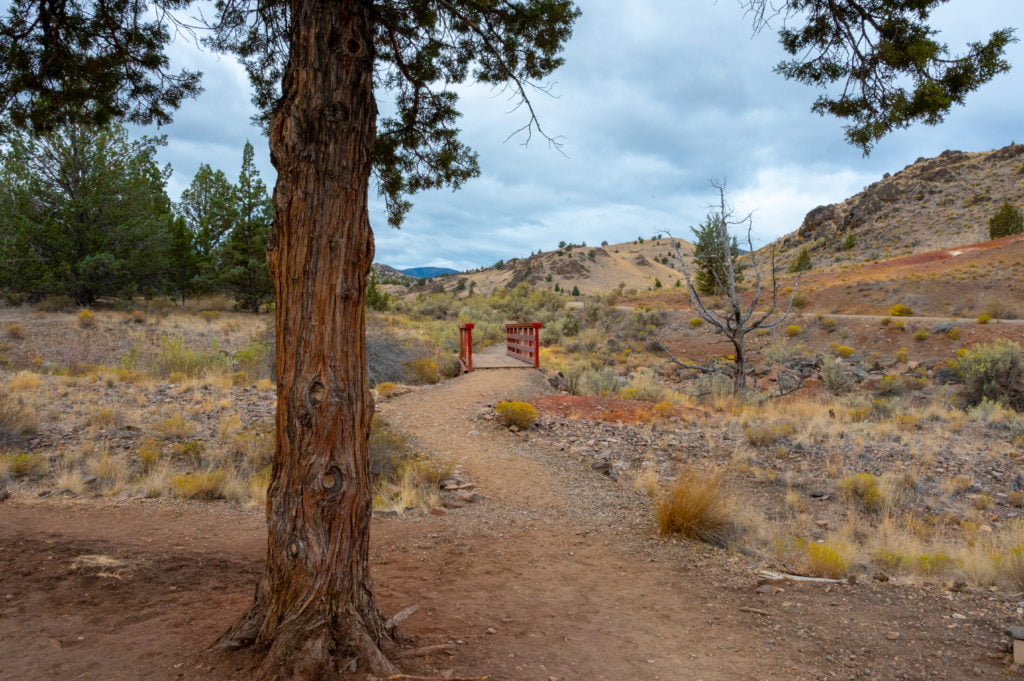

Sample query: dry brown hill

[769,143,1024,272]
[403,236,695,297]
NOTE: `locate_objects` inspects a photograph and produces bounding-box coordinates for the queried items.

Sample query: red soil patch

[532,394,700,423]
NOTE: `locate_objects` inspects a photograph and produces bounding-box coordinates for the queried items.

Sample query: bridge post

[459,323,474,373]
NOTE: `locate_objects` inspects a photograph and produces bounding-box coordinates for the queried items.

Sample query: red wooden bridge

[459,322,541,372]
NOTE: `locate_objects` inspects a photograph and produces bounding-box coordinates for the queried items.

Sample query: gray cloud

[139,0,1023,271]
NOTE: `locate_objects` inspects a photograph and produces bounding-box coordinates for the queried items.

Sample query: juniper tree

[989,202,1024,239]
[220,141,273,312]
[1,0,579,676]
[178,163,238,294]
[691,214,744,295]
[788,246,812,273]
[0,121,173,304]
[743,0,1016,153]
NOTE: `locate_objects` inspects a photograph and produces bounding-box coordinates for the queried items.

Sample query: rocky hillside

[372,263,417,286]
[390,236,696,297]
[771,143,1024,271]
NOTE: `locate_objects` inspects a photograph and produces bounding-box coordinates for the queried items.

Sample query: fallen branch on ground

[385,605,420,630]
[395,644,455,659]
[757,570,847,584]
[382,675,488,681]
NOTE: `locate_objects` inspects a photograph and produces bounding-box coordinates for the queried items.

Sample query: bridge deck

[470,343,535,369]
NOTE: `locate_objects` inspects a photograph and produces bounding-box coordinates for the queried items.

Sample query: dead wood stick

[738,606,771,617]
[395,644,455,659]
[385,605,420,629]
[757,570,845,584]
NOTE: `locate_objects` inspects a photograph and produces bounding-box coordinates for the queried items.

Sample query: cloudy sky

[142,0,1023,271]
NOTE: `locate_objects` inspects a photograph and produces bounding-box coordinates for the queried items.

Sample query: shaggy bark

[219,1,397,676]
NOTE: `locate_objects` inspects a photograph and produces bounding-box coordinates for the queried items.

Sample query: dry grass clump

[889,304,914,317]
[656,468,742,547]
[632,463,661,497]
[374,458,449,513]
[171,469,228,500]
[153,412,195,439]
[803,539,855,579]
[87,450,128,495]
[7,324,24,340]
[55,459,86,494]
[375,381,399,397]
[368,415,452,513]
[137,462,172,498]
[744,421,795,447]
[227,428,274,470]
[217,414,243,441]
[0,390,38,448]
[248,465,272,507]
[136,437,162,471]
[85,407,125,429]
[495,400,538,429]
[404,356,439,384]
[77,309,97,328]
[8,370,41,391]
[837,473,885,514]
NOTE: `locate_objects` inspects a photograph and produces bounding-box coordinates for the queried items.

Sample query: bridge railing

[505,322,542,369]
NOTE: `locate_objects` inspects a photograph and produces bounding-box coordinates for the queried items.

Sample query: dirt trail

[0,368,1015,680]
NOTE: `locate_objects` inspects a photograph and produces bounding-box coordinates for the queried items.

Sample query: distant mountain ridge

[400,266,459,279]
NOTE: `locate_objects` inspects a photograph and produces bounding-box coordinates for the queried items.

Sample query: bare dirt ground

[2,368,1022,680]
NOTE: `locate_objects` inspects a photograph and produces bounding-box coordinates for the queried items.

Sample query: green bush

[574,367,627,397]
[989,202,1024,239]
[787,247,812,273]
[152,336,230,378]
[821,356,857,395]
[957,339,1023,408]
[619,368,669,403]
[889,304,914,317]
[2,451,46,478]
[233,340,270,377]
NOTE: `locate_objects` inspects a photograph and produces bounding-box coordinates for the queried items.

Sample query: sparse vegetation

[495,400,538,429]
[957,339,1023,408]
[988,201,1023,239]
[889,304,914,317]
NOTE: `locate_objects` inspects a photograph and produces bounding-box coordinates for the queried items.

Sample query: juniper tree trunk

[219,1,397,677]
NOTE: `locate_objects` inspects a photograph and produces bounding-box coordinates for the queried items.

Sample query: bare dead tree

[660,180,800,392]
